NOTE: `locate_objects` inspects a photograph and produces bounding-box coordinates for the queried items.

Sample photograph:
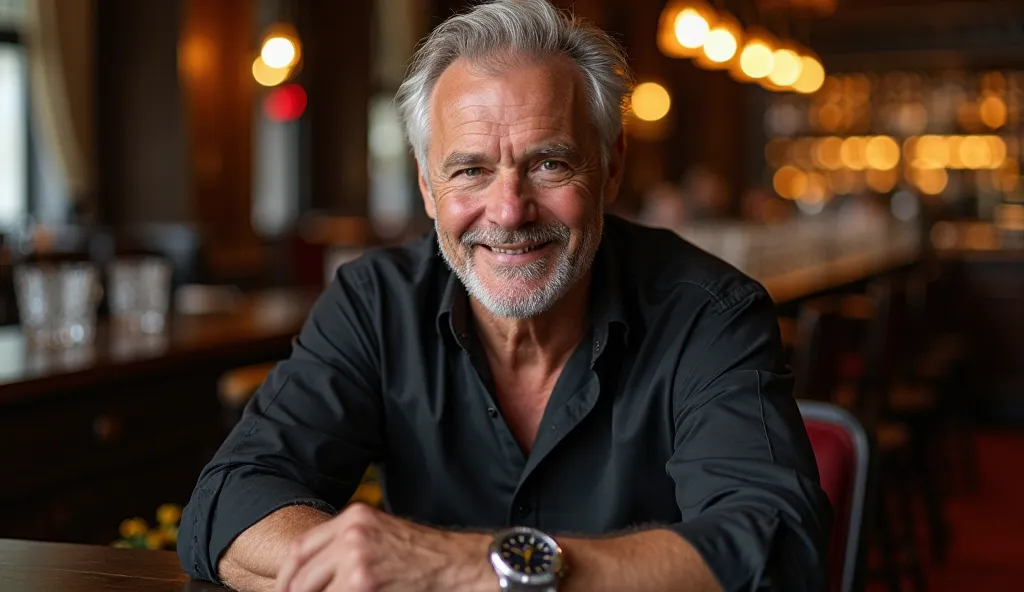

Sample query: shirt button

[487,407,497,418]
[595,340,601,350]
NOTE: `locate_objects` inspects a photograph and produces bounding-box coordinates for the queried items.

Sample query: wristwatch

[489,526,564,591]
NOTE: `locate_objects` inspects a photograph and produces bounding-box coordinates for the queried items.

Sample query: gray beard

[435,213,603,319]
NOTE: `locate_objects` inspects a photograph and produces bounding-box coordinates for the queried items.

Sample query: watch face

[498,531,557,576]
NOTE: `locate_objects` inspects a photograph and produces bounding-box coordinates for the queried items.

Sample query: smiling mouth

[482,242,551,255]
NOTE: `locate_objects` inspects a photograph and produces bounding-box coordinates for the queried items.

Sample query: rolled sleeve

[666,288,832,591]
[178,268,385,583]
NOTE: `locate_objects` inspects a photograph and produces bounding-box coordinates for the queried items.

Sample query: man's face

[420,56,622,318]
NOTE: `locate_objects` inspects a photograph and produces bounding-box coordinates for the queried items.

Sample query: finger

[285,543,341,592]
[276,521,339,591]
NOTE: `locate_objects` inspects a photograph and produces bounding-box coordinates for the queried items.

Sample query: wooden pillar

[95,0,188,230]
[179,0,261,278]
[303,1,372,216]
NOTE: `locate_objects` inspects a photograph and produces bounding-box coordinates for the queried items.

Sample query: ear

[603,132,627,206]
[417,161,437,220]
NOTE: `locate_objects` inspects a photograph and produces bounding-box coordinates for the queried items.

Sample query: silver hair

[394,0,634,174]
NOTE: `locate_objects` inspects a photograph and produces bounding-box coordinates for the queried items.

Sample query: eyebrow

[439,142,580,175]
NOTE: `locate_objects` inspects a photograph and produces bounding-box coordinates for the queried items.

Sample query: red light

[264,84,307,122]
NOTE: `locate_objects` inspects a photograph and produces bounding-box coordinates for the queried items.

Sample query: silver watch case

[489,526,564,590]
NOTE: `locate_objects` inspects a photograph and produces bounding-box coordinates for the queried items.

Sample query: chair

[800,400,874,592]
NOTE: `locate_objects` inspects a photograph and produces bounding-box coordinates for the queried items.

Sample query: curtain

[23,0,94,212]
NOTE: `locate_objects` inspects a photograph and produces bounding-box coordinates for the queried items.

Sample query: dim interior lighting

[261,36,296,69]
[801,172,830,204]
[264,84,307,122]
[696,13,742,69]
[630,82,671,122]
[979,94,1007,129]
[839,136,868,170]
[657,1,716,58]
[912,167,948,195]
[959,135,991,170]
[826,169,858,195]
[739,40,774,79]
[252,57,290,87]
[793,55,826,94]
[767,48,803,88]
[813,136,844,170]
[773,165,808,199]
[865,136,900,170]
[866,168,899,193]
[915,135,949,169]
[675,9,710,49]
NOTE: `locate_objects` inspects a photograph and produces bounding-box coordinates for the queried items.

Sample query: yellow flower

[144,530,165,550]
[161,525,179,545]
[119,518,148,539]
[156,504,182,526]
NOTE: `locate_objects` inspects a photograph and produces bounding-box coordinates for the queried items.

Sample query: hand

[274,503,493,592]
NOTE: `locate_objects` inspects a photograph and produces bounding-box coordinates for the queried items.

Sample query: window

[0,0,26,230]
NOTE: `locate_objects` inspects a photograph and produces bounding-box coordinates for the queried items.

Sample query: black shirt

[178,215,832,591]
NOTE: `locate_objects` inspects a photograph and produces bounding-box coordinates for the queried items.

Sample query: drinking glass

[14,262,102,347]
[108,257,173,334]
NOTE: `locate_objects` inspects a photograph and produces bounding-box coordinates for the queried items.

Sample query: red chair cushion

[805,420,856,592]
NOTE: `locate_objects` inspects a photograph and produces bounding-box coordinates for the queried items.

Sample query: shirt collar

[435,225,631,360]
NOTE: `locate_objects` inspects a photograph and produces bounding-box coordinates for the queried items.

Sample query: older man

[178,1,831,590]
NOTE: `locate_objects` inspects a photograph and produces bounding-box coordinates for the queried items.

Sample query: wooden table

[0,539,224,591]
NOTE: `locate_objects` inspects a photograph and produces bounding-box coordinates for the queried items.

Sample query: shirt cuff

[179,467,337,583]
[667,510,780,592]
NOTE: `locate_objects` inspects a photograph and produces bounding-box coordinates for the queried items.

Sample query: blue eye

[458,167,482,178]
[539,160,563,172]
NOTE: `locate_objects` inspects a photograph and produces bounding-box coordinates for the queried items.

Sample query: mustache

[460,223,571,248]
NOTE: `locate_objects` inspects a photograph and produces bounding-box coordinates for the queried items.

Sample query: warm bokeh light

[674,9,710,49]
[252,57,290,87]
[865,136,900,170]
[801,172,830,204]
[765,139,789,168]
[261,36,297,69]
[264,84,307,122]
[773,165,808,199]
[702,26,737,63]
[866,168,899,193]
[915,135,949,169]
[767,49,803,87]
[630,82,671,122]
[814,136,844,170]
[739,41,774,79]
[959,135,991,169]
[912,167,948,195]
[793,56,825,94]
[839,136,868,170]
[826,169,858,194]
[815,104,845,132]
[979,95,1007,129]
[985,135,1007,169]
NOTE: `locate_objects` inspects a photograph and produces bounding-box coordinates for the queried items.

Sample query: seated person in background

[178,1,831,590]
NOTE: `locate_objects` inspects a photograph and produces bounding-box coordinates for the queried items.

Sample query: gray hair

[395,0,634,174]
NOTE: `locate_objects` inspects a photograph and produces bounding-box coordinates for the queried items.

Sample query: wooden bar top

[0,289,318,403]
[0,539,224,591]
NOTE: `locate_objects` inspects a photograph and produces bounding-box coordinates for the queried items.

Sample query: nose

[484,170,538,230]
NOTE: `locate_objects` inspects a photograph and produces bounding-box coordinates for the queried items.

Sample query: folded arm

[177,269,385,587]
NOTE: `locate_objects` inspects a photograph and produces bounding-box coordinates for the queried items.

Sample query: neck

[470,273,591,375]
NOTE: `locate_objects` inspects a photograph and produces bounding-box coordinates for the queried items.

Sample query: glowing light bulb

[631,82,671,122]
[768,49,802,87]
[674,9,710,49]
[261,36,296,69]
[793,56,825,94]
[703,27,737,63]
[252,57,289,87]
[739,41,774,79]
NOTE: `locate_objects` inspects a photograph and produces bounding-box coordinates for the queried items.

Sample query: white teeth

[491,244,543,255]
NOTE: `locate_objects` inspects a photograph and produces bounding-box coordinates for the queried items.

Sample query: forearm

[559,529,722,592]
[218,505,332,592]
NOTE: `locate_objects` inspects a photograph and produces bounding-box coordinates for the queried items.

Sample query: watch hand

[508,547,525,557]
[523,548,533,563]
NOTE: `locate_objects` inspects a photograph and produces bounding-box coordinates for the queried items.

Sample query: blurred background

[0,0,1022,590]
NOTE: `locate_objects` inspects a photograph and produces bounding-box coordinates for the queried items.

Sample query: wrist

[436,532,494,592]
